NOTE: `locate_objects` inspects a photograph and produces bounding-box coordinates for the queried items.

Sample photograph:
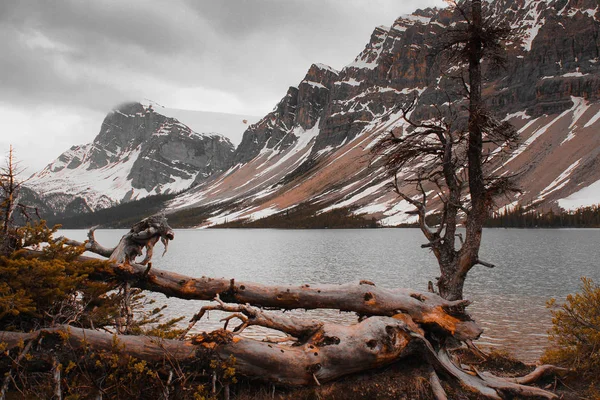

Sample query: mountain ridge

[26,102,255,215]
[164,0,600,227]
[27,0,600,226]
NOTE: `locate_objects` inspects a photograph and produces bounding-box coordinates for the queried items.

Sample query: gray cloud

[0,0,446,171]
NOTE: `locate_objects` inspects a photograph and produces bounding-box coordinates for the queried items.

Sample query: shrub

[0,221,115,331]
[543,277,600,393]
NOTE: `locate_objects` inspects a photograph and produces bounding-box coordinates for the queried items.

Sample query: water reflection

[62,228,600,362]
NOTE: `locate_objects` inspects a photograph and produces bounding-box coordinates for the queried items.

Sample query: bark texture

[81,255,482,341]
[0,311,560,399]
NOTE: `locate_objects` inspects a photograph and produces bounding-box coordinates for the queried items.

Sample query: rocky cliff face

[27,102,236,214]
[233,63,339,164]
[166,0,600,227]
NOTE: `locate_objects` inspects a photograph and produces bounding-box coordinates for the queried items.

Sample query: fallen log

[0,304,560,399]
[80,255,482,341]
[0,316,423,386]
[58,224,482,342]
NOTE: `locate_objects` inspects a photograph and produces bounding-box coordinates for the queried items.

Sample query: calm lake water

[62,228,600,362]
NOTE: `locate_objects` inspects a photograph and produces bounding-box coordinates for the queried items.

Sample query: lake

[61,228,600,362]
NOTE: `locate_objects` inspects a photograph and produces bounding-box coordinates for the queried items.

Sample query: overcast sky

[0,0,446,174]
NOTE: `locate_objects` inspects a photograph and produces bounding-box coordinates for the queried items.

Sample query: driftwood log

[7,217,564,399]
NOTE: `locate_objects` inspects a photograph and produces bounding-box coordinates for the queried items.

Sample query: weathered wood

[63,215,174,265]
[109,215,174,265]
[40,225,564,398]
[0,316,420,386]
[181,295,325,340]
[497,364,568,385]
[419,341,559,400]
[0,327,197,364]
[82,256,482,341]
[0,314,562,398]
[429,368,448,400]
[60,226,114,258]
[187,301,419,384]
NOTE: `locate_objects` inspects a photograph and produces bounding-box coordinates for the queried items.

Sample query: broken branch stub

[109,214,174,265]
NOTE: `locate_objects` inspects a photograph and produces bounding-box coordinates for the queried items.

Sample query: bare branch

[475,259,496,269]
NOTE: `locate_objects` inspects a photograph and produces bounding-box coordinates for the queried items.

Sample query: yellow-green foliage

[0,220,185,336]
[210,355,238,385]
[0,221,117,330]
[543,277,600,390]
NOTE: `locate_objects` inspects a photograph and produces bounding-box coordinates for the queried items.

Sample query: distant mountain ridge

[27,0,600,227]
[26,103,256,215]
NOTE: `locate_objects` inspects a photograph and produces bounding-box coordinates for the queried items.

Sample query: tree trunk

[437,259,466,301]
[460,0,486,292]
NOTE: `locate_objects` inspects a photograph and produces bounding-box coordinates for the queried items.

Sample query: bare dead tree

[373,0,520,301]
[0,146,39,256]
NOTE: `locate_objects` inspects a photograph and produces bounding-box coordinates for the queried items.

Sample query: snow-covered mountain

[29,0,600,226]
[26,103,257,214]
[164,0,600,227]
[141,100,259,146]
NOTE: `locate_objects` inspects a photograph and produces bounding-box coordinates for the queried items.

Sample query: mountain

[141,100,259,146]
[164,0,600,227]
[30,0,600,227]
[26,102,256,215]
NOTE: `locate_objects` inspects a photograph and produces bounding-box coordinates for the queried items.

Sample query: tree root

[416,337,560,399]
[429,367,448,400]
[491,364,569,385]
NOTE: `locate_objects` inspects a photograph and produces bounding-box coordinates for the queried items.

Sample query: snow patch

[503,111,531,121]
[559,179,600,209]
[141,100,259,145]
[584,108,600,128]
[321,179,390,213]
[303,80,327,89]
[538,159,581,199]
[313,63,339,74]
[353,202,390,215]
[504,104,574,166]
[255,122,320,179]
[247,206,281,221]
[561,97,591,144]
[335,78,361,87]
[379,199,417,226]
[519,1,545,51]
[562,71,588,78]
